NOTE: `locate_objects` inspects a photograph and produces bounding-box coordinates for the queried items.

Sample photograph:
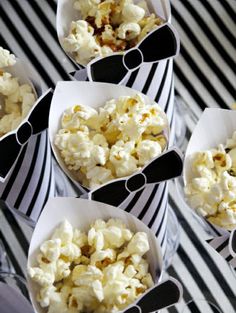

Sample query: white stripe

[144,61,167,100]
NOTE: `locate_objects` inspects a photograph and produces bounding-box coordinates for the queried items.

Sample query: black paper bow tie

[88,147,183,207]
[0,89,53,180]
[120,278,182,313]
[86,23,179,84]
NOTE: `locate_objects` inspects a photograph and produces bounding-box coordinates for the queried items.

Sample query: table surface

[0,0,235,312]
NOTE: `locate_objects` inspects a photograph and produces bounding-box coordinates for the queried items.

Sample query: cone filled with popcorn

[27,197,182,313]
[0,46,55,226]
[49,81,183,259]
[183,108,236,271]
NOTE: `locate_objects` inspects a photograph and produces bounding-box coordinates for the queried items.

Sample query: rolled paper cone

[183,108,236,269]
[27,197,163,313]
[0,59,56,226]
[48,81,182,257]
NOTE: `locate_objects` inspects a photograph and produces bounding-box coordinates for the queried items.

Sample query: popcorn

[185,132,236,230]
[63,0,164,65]
[0,46,16,68]
[0,47,36,137]
[55,94,168,188]
[29,219,154,313]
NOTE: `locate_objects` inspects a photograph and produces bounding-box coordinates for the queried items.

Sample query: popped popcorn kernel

[29,219,154,313]
[185,131,236,230]
[55,94,168,188]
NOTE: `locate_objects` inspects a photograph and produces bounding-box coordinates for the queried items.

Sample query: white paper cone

[48,81,178,256]
[27,197,163,313]
[0,60,55,226]
[183,108,236,268]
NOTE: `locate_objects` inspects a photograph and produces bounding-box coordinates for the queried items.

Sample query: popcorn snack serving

[54,93,168,189]
[0,47,36,137]
[185,131,236,231]
[27,198,163,313]
[62,0,164,65]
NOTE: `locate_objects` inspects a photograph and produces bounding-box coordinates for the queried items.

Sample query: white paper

[27,197,163,313]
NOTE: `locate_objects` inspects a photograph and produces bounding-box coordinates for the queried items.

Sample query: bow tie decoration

[206,228,236,271]
[88,147,183,207]
[71,23,180,84]
[119,277,182,313]
[0,89,53,181]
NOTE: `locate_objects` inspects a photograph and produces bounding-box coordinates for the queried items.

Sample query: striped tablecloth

[0,0,235,312]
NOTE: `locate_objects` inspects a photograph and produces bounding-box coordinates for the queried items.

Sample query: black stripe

[137,185,159,220]
[126,69,140,88]
[164,79,173,114]
[0,5,54,87]
[0,144,28,200]
[0,231,24,278]
[149,184,167,228]
[188,301,202,313]
[42,160,54,209]
[1,204,29,256]
[29,0,76,69]
[199,0,236,43]
[124,188,145,213]
[0,33,11,51]
[14,136,41,209]
[45,0,57,14]
[172,6,236,99]
[178,0,236,69]
[215,240,229,253]
[179,44,229,109]
[155,202,168,240]
[225,254,233,262]
[155,60,170,103]
[169,196,236,308]
[26,133,49,217]
[9,0,70,81]
[174,63,207,111]
[220,0,236,22]
[141,63,159,94]
[205,220,222,237]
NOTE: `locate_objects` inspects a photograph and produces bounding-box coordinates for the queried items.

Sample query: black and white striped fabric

[0,1,235,313]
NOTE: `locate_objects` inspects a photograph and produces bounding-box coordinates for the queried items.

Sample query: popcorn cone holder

[182,108,236,272]
[27,197,182,313]
[49,81,183,263]
[0,59,56,227]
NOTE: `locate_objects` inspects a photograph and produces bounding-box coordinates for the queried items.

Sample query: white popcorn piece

[127,232,149,256]
[117,22,141,40]
[0,47,16,68]
[60,242,81,262]
[136,139,162,166]
[52,220,74,245]
[122,4,145,23]
[185,131,236,230]
[28,267,54,287]
[40,239,61,262]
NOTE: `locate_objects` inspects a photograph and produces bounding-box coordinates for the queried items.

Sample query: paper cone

[27,197,163,313]
[48,81,184,259]
[0,58,55,226]
[183,108,236,270]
